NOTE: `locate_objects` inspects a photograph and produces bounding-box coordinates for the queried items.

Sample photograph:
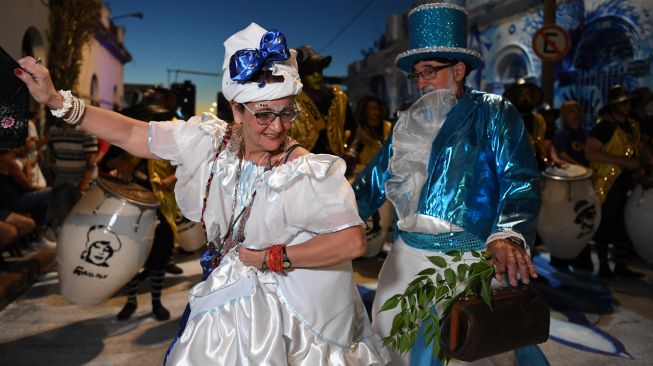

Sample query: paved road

[0,251,203,366]
[1,248,653,365]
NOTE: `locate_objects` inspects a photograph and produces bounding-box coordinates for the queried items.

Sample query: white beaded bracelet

[63,94,86,126]
[50,90,73,118]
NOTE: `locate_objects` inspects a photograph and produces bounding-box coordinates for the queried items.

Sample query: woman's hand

[486,239,537,286]
[15,57,62,109]
[238,247,267,269]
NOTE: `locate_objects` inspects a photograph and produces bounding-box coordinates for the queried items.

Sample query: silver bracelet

[50,90,73,118]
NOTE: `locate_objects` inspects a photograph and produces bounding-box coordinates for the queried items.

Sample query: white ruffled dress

[149,113,388,365]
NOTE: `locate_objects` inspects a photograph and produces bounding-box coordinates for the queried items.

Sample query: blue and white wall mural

[469,0,652,129]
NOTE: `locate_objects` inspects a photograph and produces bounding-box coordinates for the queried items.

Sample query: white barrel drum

[175,211,205,252]
[624,176,653,263]
[57,176,159,305]
[537,165,601,259]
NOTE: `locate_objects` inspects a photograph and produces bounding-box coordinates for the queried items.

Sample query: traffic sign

[532,24,570,62]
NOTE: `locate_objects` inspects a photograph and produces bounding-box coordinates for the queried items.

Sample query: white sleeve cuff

[486,231,531,256]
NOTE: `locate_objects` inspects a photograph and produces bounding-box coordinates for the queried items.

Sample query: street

[1,249,653,365]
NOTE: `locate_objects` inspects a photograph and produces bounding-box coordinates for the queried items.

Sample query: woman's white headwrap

[221,23,303,103]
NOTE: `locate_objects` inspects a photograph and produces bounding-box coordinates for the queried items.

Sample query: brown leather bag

[441,286,550,361]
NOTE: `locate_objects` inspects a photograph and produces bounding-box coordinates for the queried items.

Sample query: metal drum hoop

[97,176,160,209]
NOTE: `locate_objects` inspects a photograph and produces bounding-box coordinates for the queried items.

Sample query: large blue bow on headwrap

[229,30,290,82]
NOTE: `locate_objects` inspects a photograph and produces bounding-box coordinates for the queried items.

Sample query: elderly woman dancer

[15,23,388,365]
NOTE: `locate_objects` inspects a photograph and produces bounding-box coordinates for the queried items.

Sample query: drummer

[98,87,181,321]
[548,101,595,272]
[586,84,653,279]
[553,101,589,167]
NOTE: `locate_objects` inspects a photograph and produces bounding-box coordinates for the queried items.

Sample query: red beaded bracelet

[266,245,286,272]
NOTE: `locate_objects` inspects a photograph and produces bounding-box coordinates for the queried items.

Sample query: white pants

[371,239,515,366]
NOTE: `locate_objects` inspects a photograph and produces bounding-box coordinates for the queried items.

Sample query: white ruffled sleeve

[243,156,364,248]
[148,113,228,222]
[285,157,364,234]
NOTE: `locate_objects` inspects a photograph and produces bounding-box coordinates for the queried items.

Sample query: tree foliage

[47,0,100,94]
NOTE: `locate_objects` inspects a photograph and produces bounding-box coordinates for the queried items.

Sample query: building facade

[346,0,652,127]
[0,1,131,120]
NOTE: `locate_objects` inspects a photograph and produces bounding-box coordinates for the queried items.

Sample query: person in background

[629,87,653,174]
[0,148,51,242]
[504,79,559,169]
[352,2,540,364]
[100,87,181,321]
[14,108,47,189]
[548,100,594,272]
[290,45,357,170]
[553,100,589,167]
[0,209,36,250]
[0,218,18,260]
[586,84,652,279]
[346,96,393,245]
[46,116,98,232]
[347,96,393,170]
[216,91,234,123]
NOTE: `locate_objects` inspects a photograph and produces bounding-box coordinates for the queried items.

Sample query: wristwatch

[282,246,292,269]
[505,236,525,249]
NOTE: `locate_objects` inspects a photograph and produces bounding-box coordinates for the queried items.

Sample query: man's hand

[108,157,134,182]
[486,239,537,286]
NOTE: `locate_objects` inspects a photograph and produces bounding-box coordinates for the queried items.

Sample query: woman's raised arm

[15,56,157,160]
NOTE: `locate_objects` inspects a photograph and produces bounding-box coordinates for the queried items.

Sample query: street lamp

[111,12,144,21]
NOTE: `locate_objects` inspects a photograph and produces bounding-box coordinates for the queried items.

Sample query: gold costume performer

[504,79,555,169]
[291,45,356,156]
[586,84,649,279]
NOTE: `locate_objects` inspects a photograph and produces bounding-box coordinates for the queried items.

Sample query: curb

[0,247,56,310]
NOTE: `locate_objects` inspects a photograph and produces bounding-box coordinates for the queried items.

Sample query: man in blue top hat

[352,2,541,364]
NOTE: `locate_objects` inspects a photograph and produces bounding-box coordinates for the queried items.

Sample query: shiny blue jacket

[353,88,541,247]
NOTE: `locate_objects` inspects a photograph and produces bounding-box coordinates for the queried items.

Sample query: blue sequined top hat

[395,1,483,72]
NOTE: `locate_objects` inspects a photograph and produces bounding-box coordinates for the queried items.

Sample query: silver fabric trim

[408,2,467,17]
[396,45,482,62]
[310,221,365,235]
[486,230,531,256]
[147,121,160,159]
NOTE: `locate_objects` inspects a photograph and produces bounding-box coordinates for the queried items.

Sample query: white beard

[420,70,457,96]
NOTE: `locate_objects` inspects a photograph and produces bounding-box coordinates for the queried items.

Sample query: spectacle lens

[242,104,299,125]
[408,64,452,81]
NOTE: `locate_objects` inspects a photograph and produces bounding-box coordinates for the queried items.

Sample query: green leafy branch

[379,250,495,363]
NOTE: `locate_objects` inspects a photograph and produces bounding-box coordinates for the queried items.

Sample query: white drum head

[543,164,591,180]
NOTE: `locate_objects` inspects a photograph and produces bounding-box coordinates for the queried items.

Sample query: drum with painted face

[175,210,205,252]
[624,175,653,263]
[537,164,601,259]
[58,176,159,305]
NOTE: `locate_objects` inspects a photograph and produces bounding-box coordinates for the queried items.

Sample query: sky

[106,0,417,114]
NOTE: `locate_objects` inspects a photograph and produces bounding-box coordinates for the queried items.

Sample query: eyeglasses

[242,103,299,125]
[407,64,453,81]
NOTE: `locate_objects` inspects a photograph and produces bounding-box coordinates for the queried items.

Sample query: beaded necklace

[199,125,293,269]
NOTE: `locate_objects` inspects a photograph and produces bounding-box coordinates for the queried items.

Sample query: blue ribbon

[229,30,290,82]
